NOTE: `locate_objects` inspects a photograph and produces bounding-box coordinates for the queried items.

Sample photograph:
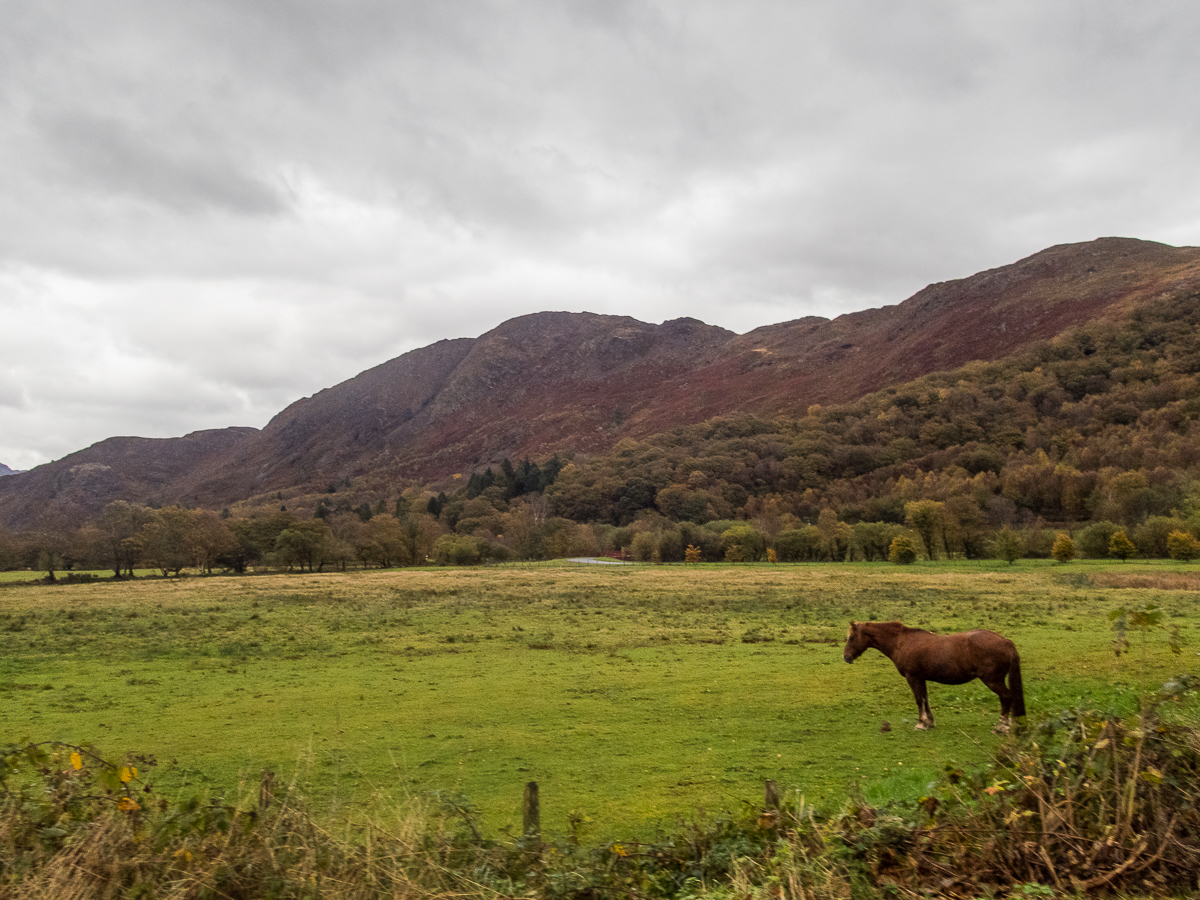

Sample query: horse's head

[843,621,868,663]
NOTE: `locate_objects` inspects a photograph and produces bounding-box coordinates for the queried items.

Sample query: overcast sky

[3,1,1199,470]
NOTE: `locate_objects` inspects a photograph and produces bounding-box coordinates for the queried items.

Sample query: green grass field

[2,559,1196,840]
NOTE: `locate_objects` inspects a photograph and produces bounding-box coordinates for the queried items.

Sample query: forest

[4,290,1200,575]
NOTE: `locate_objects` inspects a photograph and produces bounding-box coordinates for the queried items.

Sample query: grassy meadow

[1,559,1197,841]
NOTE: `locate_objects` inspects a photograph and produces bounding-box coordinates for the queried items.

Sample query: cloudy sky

[3,1,1199,470]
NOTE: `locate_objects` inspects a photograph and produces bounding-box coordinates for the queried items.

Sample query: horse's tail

[1009,653,1026,718]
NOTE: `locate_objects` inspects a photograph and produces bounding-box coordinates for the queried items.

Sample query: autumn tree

[36,546,66,581]
[544,462,609,522]
[1133,516,1190,558]
[1103,471,1152,526]
[365,515,409,567]
[432,534,483,565]
[904,500,945,560]
[1109,529,1137,562]
[943,496,990,559]
[226,512,298,571]
[501,497,554,560]
[395,514,443,566]
[542,518,591,559]
[631,530,657,562]
[774,526,821,562]
[23,507,84,581]
[657,484,716,524]
[1022,518,1057,559]
[95,501,152,577]
[994,527,1022,564]
[456,490,507,532]
[140,507,200,576]
[817,508,852,561]
[1051,532,1076,563]
[190,510,239,573]
[747,494,795,543]
[721,524,765,562]
[274,521,333,572]
[851,522,907,562]
[1167,530,1200,561]
[1077,521,1121,559]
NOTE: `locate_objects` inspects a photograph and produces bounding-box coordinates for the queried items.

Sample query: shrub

[851,522,908,561]
[630,531,657,562]
[1077,520,1121,558]
[720,525,765,562]
[1109,529,1137,561]
[1051,532,1075,563]
[1134,516,1191,558]
[993,527,1022,564]
[1021,524,1056,559]
[432,534,483,565]
[1167,530,1200,561]
[774,526,821,562]
[888,535,917,565]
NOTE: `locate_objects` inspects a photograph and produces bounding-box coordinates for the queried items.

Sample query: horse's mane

[861,621,931,636]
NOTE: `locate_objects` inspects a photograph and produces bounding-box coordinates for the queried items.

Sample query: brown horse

[843,621,1026,732]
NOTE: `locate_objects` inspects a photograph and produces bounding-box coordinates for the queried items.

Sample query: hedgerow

[3,680,1198,899]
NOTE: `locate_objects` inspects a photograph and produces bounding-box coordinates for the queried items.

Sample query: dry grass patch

[1093,571,1200,592]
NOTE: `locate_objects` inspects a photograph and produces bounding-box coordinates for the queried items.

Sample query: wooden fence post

[259,769,275,810]
[523,781,541,839]
[764,779,780,810]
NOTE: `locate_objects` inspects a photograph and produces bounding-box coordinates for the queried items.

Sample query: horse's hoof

[914,722,930,731]
[992,723,1011,735]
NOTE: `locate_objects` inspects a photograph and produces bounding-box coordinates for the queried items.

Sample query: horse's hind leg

[907,677,933,730]
[983,678,1012,734]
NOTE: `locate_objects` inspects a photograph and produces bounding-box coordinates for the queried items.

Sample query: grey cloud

[3,0,1200,467]
[38,112,287,216]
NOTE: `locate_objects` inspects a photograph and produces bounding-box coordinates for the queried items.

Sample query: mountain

[2,237,1200,529]
[0,429,257,530]
[0,464,21,477]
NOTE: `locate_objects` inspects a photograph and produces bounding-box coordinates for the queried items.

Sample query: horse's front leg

[907,676,933,729]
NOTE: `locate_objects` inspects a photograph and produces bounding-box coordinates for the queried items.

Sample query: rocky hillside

[2,237,1199,528]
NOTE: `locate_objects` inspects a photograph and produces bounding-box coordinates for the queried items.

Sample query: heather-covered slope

[229,238,1200,490]
[2,237,1199,528]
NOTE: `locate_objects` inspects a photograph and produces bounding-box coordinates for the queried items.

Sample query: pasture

[1,559,1196,839]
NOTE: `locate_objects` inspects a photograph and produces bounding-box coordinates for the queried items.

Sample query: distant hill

[2,237,1200,529]
[0,429,257,529]
[0,464,21,478]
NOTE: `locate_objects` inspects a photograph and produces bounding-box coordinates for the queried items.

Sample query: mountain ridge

[3,236,1199,529]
